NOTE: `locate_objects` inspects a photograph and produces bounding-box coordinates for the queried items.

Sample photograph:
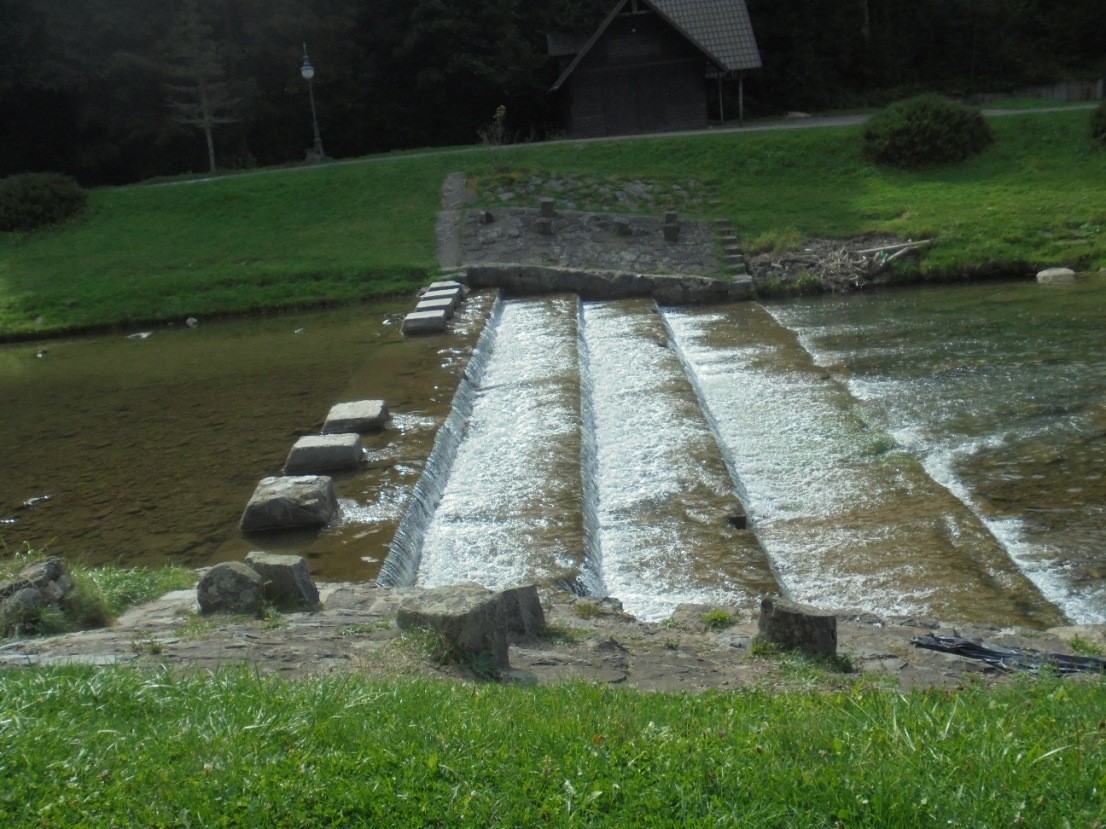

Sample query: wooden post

[738,71,745,126]
[718,76,725,123]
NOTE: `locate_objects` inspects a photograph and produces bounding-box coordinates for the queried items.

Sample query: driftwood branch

[855,239,932,255]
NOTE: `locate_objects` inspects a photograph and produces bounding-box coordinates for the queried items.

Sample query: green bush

[1091,100,1106,148]
[0,172,88,232]
[862,94,994,167]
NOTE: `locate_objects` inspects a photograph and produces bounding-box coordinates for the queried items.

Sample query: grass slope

[1,668,1104,826]
[1,110,1103,338]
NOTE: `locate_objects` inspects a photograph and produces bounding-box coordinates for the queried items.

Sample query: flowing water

[4,277,1103,626]
[581,299,777,619]
[766,276,1106,624]
[415,295,589,590]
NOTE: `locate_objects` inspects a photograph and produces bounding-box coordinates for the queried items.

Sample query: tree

[162,0,241,173]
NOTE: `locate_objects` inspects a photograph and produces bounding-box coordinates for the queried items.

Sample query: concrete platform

[283,433,365,475]
[402,309,448,335]
[322,399,389,434]
[414,297,454,318]
[426,279,464,292]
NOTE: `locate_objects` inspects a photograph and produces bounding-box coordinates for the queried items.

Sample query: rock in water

[240,475,339,532]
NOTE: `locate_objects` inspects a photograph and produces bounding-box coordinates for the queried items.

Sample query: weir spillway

[381,293,1071,626]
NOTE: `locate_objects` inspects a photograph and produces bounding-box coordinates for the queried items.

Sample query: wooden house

[549,0,761,138]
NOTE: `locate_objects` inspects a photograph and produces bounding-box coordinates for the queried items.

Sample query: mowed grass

[1,109,1103,337]
[1,668,1104,826]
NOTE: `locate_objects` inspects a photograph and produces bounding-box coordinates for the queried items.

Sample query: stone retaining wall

[461,264,755,305]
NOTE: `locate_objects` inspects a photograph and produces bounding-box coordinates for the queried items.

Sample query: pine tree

[162,0,240,174]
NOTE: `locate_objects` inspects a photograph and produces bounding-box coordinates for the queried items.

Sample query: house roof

[550,0,760,92]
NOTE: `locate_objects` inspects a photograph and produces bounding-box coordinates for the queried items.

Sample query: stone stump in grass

[755,596,837,657]
[245,551,320,611]
[197,562,263,616]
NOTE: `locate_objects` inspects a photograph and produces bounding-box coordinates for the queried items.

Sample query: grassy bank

[1,109,1103,338]
[1,668,1103,826]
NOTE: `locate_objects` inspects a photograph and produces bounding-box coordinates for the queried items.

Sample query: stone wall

[461,264,754,305]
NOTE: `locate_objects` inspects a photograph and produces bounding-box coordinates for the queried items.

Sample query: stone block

[245,551,320,610]
[539,198,556,218]
[755,596,837,657]
[397,583,510,671]
[240,475,339,532]
[426,279,464,292]
[323,399,389,434]
[420,287,463,309]
[402,309,448,335]
[414,296,455,319]
[1037,267,1076,284]
[663,223,680,242]
[197,561,263,616]
[536,218,553,235]
[613,218,631,237]
[284,433,364,475]
[664,211,679,224]
[499,585,545,637]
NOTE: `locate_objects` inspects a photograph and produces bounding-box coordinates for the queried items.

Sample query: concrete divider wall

[378,293,506,587]
[463,264,755,305]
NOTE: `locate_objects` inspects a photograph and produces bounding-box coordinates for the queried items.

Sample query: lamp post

[300,43,325,160]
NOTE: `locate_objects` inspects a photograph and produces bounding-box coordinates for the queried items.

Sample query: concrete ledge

[323,400,389,434]
[402,309,448,335]
[284,433,364,475]
[462,263,755,305]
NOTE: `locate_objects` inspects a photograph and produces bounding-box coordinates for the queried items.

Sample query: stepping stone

[323,400,389,434]
[420,287,463,309]
[427,279,464,292]
[244,551,320,610]
[240,475,338,532]
[414,296,455,318]
[402,309,448,335]
[283,433,364,475]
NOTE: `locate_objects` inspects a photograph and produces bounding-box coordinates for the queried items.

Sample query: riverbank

[2,108,1103,341]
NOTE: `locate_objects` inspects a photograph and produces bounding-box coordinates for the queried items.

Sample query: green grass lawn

[1,109,1103,338]
[1,667,1104,826]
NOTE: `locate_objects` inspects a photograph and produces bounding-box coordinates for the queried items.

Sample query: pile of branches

[753,239,932,292]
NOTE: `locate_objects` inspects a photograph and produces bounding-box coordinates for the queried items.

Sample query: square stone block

[427,280,463,292]
[240,475,338,532]
[402,309,448,335]
[420,287,463,309]
[323,399,389,434]
[284,433,364,475]
[414,297,454,319]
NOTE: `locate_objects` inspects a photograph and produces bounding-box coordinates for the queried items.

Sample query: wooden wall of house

[568,11,709,138]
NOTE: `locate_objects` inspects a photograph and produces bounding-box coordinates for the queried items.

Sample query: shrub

[862,95,994,167]
[1091,100,1106,148]
[0,172,88,232]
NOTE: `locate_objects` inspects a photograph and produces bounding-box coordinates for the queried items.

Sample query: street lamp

[300,43,325,160]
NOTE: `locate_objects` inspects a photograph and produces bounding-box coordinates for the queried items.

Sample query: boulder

[0,556,77,636]
[322,399,389,434]
[1037,267,1076,284]
[755,596,837,657]
[283,433,364,475]
[498,585,545,637]
[402,309,448,335]
[244,551,320,610]
[240,475,339,532]
[197,562,263,616]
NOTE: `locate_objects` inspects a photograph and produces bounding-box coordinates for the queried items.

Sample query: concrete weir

[409,295,589,591]
[661,304,1062,627]
[378,295,505,587]
[580,299,778,620]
